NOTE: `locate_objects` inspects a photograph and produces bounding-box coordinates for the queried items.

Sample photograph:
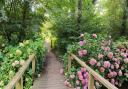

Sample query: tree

[77,0,82,32]
[120,0,128,36]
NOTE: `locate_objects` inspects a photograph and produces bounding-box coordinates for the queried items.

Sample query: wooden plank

[15,76,23,89]
[5,54,35,89]
[32,57,36,81]
[88,73,95,89]
[68,54,71,71]
[71,53,118,89]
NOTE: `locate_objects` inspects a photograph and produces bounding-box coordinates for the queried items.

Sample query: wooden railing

[5,54,36,89]
[68,53,118,89]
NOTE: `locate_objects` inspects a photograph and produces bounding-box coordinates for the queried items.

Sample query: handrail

[68,53,118,89]
[5,54,35,89]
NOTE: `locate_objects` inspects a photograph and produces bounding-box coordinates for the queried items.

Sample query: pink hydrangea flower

[76,87,81,89]
[113,71,117,77]
[115,81,118,85]
[108,72,113,78]
[98,54,104,59]
[111,65,114,69]
[103,47,110,51]
[81,67,86,72]
[107,52,113,59]
[124,58,128,64]
[103,61,110,68]
[70,74,75,79]
[76,80,80,85]
[92,33,97,38]
[89,58,97,66]
[115,63,119,69]
[111,79,115,85]
[77,71,82,76]
[96,62,101,67]
[118,70,122,76]
[112,58,118,62]
[82,50,87,55]
[100,67,105,73]
[78,50,83,57]
[80,34,84,37]
[82,79,86,85]
[79,41,85,46]
[78,75,83,80]
[64,80,70,86]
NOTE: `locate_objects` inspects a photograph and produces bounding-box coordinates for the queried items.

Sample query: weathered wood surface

[32,52,72,89]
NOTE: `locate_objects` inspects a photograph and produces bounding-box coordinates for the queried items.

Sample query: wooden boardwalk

[32,52,70,89]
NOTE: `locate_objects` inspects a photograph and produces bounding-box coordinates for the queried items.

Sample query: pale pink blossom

[70,74,75,79]
[118,70,122,76]
[76,87,81,89]
[111,65,114,69]
[115,63,119,69]
[80,34,84,37]
[112,58,118,62]
[115,81,118,85]
[108,72,114,78]
[98,54,104,59]
[78,51,83,57]
[107,52,113,59]
[111,79,115,85]
[124,58,128,64]
[103,47,110,51]
[77,71,82,76]
[79,41,85,46]
[124,73,128,77]
[103,61,110,68]
[81,67,86,72]
[76,80,80,85]
[96,62,101,67]
[82,79,86,85]
[89,58,97,66]
[92,33,97,38]
[78,75,83,80]
[82,50,87,55]
[100,67,105,73]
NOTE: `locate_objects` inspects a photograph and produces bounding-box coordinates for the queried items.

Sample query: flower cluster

[88,38,128,87]
[77,68,89,89]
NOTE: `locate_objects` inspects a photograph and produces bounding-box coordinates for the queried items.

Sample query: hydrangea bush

[0,37,46,89]
[63,33,128,89]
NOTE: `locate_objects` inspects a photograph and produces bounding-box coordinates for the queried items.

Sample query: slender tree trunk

[19,0,29,41]
[77,0,82,32]
[120,0,128,35]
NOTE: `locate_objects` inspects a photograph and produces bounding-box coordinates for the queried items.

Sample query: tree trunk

[19,0,29,41]
[77,0,82,32]
[120,0,128,36]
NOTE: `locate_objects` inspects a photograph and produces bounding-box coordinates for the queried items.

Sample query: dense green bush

[0,37,46,89]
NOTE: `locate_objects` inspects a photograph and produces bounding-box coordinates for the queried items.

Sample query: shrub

[0,37,46,89]
[63,33,128,89]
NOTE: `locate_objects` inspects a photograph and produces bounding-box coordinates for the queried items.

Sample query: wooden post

[68,54,71,71]
[88,73,95,89]
[32,57,36,81]
[15,76,23,89]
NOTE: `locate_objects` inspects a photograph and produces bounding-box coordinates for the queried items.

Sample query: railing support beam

[32,57,36,81]
[88,73,95,89]
[15,76,23,89]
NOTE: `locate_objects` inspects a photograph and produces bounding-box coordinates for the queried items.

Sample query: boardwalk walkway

[32,52,70,89]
